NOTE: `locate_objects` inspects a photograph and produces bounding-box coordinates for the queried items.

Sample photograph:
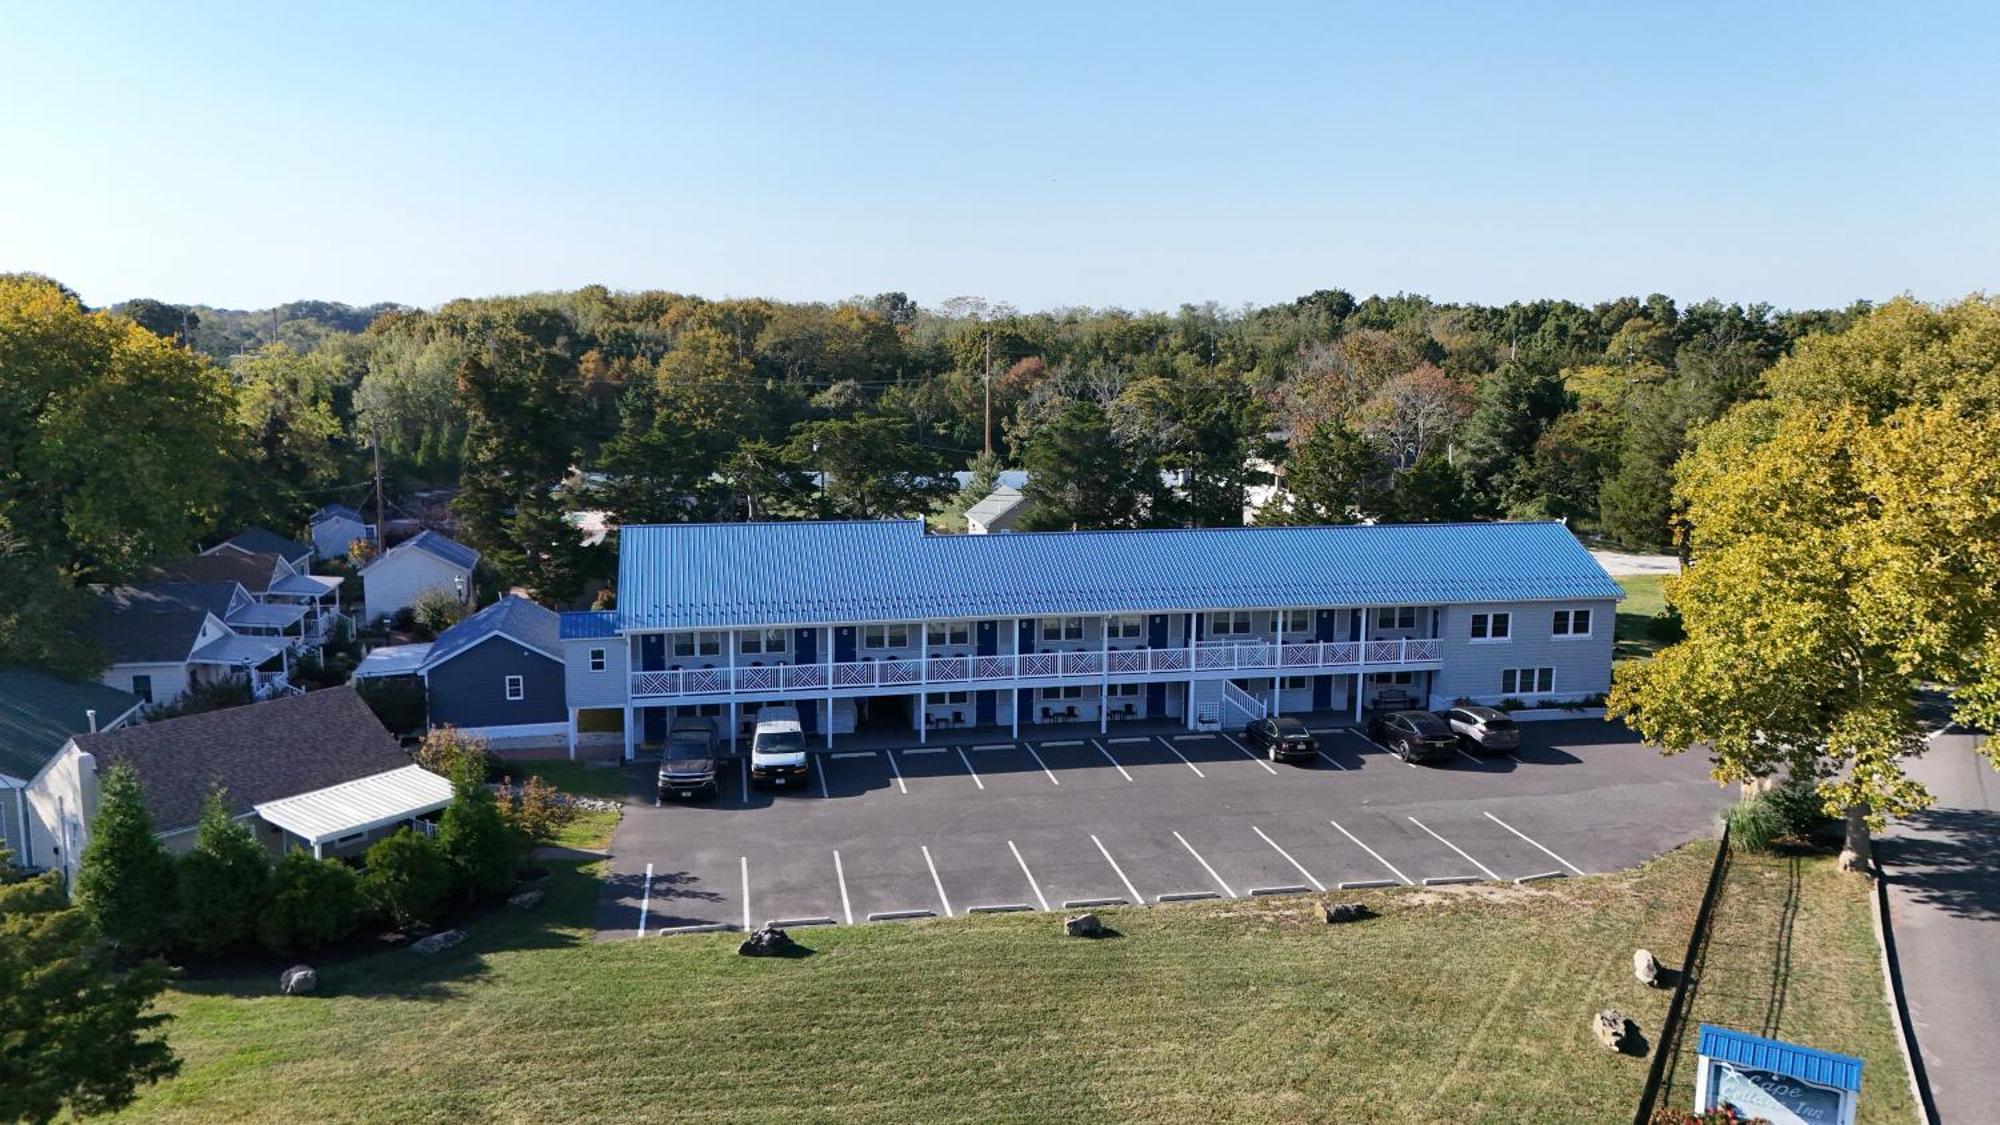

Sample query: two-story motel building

[558,519,1623,758]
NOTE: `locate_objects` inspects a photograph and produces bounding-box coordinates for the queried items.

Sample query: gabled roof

[0,670,141,781]
[424,596,560,668]
[363,529,479,574]
[965,485,1029,526]
[138,581,248,620]
[149,552,288,589]
[312,503,366,525]
[606,519,1625,630]
[254,764,452,847]
[71,688,411,833]
[84,586,222,665]
[211,527,312,562]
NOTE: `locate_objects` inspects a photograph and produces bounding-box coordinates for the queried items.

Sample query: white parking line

[1218,731,1281,774]
[740,856,751,932]
[974,743,1014,751]
[1089,739,1136,782]
[1107,736,1150,744]
[817,759,831,799]
[954,747,986,790]
[1407,816,1500,881]
[637,861,654,937]
[1009,840,1051,912]
[1174,831,1238,898]
[740,757,749,793]
[834,850,854,924]
[1314,747,1349,770]
[902,747,948,755]
[1153,736,1207,778]
[1455,748,1484,766]
[1484,811,1587,876]
[1021,742,1060,785]
[885,749,908,795]
[1091,834,1146,905]
[1043,739,1084,747]
[1252,826,1326,891]
[831,750,877,759]
[1328,819,1413,886]
[1344,728,1417,769]
[921,845,955,917]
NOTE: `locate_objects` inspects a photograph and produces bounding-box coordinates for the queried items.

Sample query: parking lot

[596,719,1733,937]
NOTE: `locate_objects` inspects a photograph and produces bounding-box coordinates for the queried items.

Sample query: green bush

[437,756,525,900]
[173,788,272,955]
[1765,779,1834,837]
[359,830,454,929]
[259,850,364,955]
[73,763,179,954]
[412,587,470,636]
[1726,793,1787,853]
[1729,779,1833,854]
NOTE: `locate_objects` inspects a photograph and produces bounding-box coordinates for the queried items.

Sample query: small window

[1283,609,1313,634]
[1108,615,1145,640]
[505,675,525,701]
[672,632,721,658]
[942,690,969,704]
[863,624,911,650]
[1553,609,1592,637]
[588,648,606,673]
[1211,610,1254,636]
[1281,675,1311,690]
[742,628,789,655]
[1370,671,1415,686]
[130,674,153,703]
[1500,667,1554,695]
[1470,612,1511,641]
[926,622,971,647]
[1376,606,1417,630]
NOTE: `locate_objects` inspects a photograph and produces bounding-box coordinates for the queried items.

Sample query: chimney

[86,708,98,732]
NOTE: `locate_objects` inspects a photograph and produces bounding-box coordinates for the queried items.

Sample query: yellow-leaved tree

[1610,296,2000,870]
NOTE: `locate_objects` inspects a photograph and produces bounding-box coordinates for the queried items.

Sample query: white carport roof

[253,764,454,848]
[271,573,343,597]
[189,633,291,667]
[351,643,432,679]
[227,602,310,630]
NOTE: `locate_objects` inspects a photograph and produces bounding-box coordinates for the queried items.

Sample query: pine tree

[73,762,179,954]
[173,787,272,955]
[435,755,523,901]
[259,849,364,955]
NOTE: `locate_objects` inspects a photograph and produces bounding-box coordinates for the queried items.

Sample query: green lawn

[123,847,1747,1123]
[1616,574,1669,661]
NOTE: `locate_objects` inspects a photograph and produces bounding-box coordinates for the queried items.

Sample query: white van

[749,705,809,788]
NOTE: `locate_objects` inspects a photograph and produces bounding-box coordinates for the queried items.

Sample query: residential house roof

[965,485,1029,530]
[425,595,561,667]
[0,670,141,781]
[188,633,290,668]
[601,519,1626,631]
[71,687,412,833]
[212,527,313,562]
[253,764,453,848]
[83,586,220,665]
[149,552,287,590]
[351,643,433,679]
[363,529,479,574]
[312,503,366,525]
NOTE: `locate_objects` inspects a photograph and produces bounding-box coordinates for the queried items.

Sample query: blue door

[834,626,856,663]
[640,634,666,672]
[1146,614,1169,714]
[795,627,817,664]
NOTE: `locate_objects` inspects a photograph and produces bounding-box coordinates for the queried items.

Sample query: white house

[82,584,295,707]
[149,552,345,647]
[203,526,314,573]
[359,530,479,624]
[965,485,1030,534]
[309,503,376,560]
[0,671,141,862]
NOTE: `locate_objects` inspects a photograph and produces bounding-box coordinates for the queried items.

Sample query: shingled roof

[0,670,141,781]
[149,552,287,589]
[71,688,411,833]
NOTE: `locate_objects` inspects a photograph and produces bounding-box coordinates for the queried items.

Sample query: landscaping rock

[1064,913,1104,938]
[737,924,799,957]
[1633,948,1662,988]
[410,929,466,957]
[1323,902,1373,924]
[1592,1009,1632,1053]
[508,889,545,911]
[279,964,317,995]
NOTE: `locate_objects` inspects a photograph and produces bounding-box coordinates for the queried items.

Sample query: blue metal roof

[1697,1025,1863,1093]
[424,596,560,667]
[606,519,1624,631]
[560,610,619,640]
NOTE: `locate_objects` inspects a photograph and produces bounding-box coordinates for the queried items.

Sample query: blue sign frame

[1694,1025,1861,1125]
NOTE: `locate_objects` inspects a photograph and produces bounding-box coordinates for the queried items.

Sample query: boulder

[1592,1009,1631,1053]
[508,889,545,911]
[410,929,466,957]
[1064,913,1104,938]
[278,964,317,995]
[1633,948,1662,988]
[1323,902,1373,925]
[737,924,799,957]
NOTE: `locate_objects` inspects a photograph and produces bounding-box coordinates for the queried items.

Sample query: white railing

[628,636,1443,699]
[1220,679,1267,721]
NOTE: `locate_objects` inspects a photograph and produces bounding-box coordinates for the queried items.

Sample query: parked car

[1367,710,1458,764]
[1243,715,1317,763]
[1443,705,1520,754]
[749,705,809,788]
[658,716,720,800]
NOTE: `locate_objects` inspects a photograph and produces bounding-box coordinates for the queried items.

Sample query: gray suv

[658,717,720,800]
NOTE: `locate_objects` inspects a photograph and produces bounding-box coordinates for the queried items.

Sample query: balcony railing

[628,636,1443,699]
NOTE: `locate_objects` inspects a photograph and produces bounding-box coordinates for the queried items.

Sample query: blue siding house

[561,519,1622,759]
[361,596,567,744]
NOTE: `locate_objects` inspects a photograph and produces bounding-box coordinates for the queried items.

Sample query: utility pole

[982,331,993,458]
[371,422,386,551]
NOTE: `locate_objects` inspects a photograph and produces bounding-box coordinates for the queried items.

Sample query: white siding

[312,515,368,559]
[362,552,471,623]
[1430,599,1616,707]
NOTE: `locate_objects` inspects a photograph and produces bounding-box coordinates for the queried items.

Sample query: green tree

[359,829,454,929]
[1019,399,1155,530]
[1112,364,1269,527]
[73,763,179,955]
[258,849,364,955]
[226,343,352,531]
[1386,453,1476,522]
[1268,421,1386,524]
[412,586,470,635]
[0,848,179,1123]
[786,413,954,520]
[1454,361,1568,511]
[453,312,583,589]
[172,787,272,955]
[435,755,524,901]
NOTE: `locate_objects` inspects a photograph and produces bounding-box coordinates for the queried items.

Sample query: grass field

[1615,574,1669,662]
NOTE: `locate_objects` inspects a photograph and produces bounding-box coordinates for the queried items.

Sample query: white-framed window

[1110,681,1144,698]
[504,675,525,701]
[1107,615,1145,640]
[1281,675,1311,690]
[939,690,969,705]
[1042,685,1086,700]
[130,674,153,703]
[588,648,606,673]
[672,631,722,658]
[1370,670,1415,686]
[1470,612,1512,642]
[1501,667,1555,694]
[1283,609,1313,635]
[1553,608,1593,638]
[862,623,911,650]
[926,621,971,647]
[1376,606,1418,630]
[740,628,789,655]
[1038,617,1085,642]
[1210,610,1254,636]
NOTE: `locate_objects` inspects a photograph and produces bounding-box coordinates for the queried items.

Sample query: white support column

[917,622,928,744]
[1011,617,1022,737]
[728,700,738,752]
[567,708,578,761]
[1273,608,1284,717]
[622,703,635,762]
[1010,688,1019,739]
[1099,615,1110,734]
[1186,611,1200,730]
[824,625,834,749]
[1353,608,1369,722]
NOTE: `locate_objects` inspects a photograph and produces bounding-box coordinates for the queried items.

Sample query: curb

[1870,852,1940,1124]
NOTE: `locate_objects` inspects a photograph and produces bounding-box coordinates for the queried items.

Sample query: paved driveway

[597,719,1731,938]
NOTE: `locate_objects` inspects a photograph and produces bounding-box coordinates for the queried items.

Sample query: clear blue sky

[4,1,1995,313]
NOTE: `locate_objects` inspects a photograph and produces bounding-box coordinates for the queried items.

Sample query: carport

[253,763,456,857]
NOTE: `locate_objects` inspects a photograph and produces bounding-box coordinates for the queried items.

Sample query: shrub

[437,756,525,900]
[73,762,179,954]
[173,788,272,955]
[1497,697,1527,711]
[356,676,426,734]
[1648,605,1686,646]
[416,726,492,778]
[142,676,253,721]
[412,587,469,635]
[1726,793,1787,853]
[259,850,364,955]
[497,775,579,845]
[1764,779,1834,838]
[360,830,454,929]
[391,606,417,632]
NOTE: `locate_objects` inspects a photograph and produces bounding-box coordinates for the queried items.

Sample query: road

[1877,728,1998,1124]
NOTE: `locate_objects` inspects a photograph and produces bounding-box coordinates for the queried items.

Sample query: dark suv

[1367,710,1458,764]
[1243,715,1317,763]
[658,717,720,800]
